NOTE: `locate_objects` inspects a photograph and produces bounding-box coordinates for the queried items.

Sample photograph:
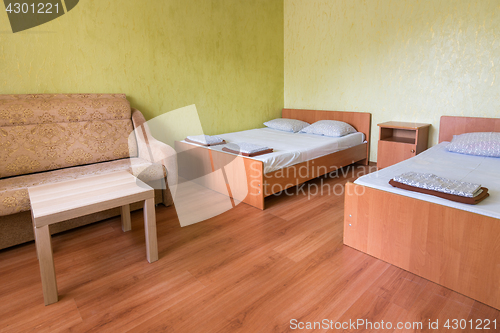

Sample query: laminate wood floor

[1,165,498,332]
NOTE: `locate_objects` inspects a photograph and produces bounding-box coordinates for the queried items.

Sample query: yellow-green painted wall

[285,0,500,161]
[0,0,284,136]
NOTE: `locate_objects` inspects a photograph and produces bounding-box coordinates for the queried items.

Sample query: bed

[344,115,500,310]
[175,108,371,210]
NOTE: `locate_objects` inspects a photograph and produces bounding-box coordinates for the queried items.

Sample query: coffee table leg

[32,214,38,260]
[121,204,131,232]
[34,225,58,305]
[143,198,158,263]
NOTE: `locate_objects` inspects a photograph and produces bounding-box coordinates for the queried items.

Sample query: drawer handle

[410,149,415,153]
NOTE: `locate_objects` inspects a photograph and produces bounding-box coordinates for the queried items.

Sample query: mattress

[182,128,365,174]
[355,142,500,219]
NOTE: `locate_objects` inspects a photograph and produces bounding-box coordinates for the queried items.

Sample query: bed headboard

[439,116,500,143]
[282,108,372,163]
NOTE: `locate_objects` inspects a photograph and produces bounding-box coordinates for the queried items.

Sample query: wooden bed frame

[175,108,371,210]
[344,115,500,310]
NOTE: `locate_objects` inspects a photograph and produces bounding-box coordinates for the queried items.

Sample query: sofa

[0,93,177,250]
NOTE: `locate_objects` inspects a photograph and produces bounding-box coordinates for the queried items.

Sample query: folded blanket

[185,135,225,146]
[389,180,489,205]
[392,172,482,198]
[222,142,273,157]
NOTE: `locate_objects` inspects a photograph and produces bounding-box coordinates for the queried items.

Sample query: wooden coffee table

[28,171,158,305]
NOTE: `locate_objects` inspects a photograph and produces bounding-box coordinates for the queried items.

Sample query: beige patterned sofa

[0,94,177,250]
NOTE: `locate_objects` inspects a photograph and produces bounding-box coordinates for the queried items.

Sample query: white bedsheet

[182,128,365,174]
[355,142,500,219]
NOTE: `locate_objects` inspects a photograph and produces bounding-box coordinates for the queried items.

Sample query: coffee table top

[29,171,154,227]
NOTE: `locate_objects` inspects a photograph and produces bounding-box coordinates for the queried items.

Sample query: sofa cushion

[0,158,165,216]
[0,94,139,178]
[0,94,131,125]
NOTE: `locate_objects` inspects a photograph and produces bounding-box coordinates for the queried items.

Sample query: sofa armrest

[131,109,178,204]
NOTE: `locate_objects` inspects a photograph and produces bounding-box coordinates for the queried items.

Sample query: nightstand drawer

[377,140,416,169]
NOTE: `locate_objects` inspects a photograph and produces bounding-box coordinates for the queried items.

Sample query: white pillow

[299,120,356,137]
[263,118,310,133]
[446,132,500,157]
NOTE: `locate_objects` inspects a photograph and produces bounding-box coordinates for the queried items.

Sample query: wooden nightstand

[377,121,431,169]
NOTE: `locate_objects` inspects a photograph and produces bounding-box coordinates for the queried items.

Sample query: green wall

[285,0,500,161]
[0,0,284,136]
[6,0,499,162]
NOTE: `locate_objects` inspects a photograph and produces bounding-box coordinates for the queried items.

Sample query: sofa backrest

[0,94,138,178]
